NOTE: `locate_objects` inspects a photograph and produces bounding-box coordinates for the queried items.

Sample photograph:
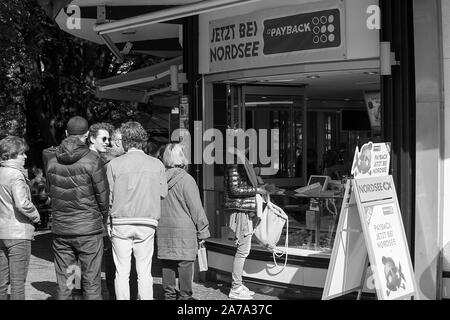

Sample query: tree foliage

[0,0,161,166]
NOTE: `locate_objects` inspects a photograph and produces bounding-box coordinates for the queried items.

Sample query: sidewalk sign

[322,142,418,300]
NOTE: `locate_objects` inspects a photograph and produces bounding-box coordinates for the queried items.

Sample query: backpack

[253,195,289,269]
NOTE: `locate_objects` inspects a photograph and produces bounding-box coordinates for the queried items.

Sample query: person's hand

[256,187,268,195]
[264,183,277,194]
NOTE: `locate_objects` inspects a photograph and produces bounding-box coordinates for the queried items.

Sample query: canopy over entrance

[37,0,263,61]
[95,56,183,103]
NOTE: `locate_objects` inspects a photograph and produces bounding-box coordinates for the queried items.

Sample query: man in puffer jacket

[43,116,109,300]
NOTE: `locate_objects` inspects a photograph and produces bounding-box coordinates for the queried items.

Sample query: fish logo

[381,256,406,296]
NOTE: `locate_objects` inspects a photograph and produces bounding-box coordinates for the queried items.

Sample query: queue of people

[0,115,210,300]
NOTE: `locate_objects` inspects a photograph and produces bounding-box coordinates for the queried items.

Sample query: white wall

[441,0,450,284]
[414,0,445,300]
[198,0,379,74]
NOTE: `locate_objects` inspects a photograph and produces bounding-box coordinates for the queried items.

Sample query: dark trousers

[0,239,31,300]
[53,233,103,300]
[103,236,138,300]
[161,259,194,300]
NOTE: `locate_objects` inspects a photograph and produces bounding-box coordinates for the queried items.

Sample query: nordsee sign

[208,0,346,73]
[356,176,394,203]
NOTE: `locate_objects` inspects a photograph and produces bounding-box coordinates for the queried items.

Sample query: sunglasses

[101,137,111,143]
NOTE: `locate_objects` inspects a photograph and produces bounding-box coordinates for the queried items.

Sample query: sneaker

[241,285,255,296]
[229,286,254,300]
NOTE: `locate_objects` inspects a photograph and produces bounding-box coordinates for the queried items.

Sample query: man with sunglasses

[88,122,114,154]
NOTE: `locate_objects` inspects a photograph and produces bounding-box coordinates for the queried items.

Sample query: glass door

[226,84,307,187]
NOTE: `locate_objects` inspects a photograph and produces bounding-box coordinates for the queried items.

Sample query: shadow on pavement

[31,281,57,300]
[32,232,54,262]
[198,280,230,296]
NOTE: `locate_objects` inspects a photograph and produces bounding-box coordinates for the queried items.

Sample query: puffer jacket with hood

[43,136,109,236]
[157,167,210,261]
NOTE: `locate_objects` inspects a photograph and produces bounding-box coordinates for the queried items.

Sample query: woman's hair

[0,136,29,161]
[120,121,148,151]
[163,143,188,168]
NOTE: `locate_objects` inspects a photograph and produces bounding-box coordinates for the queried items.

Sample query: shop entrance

[218,67,381,191]
[207,64,381,257]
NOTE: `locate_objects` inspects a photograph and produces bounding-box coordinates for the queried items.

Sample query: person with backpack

[157,143,210,300]
[223,133,275,300]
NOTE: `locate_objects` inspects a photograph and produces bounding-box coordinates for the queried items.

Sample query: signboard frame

[322,180,369,299]
[323,176,418,300]
[323,141,418,300]
[353,176,418,300]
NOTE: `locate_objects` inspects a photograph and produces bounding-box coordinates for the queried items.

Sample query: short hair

[88,122,114,143]
[111,128,122,142]
[0,136,29,161]
[120,121,148,151]
[163,143,188,168]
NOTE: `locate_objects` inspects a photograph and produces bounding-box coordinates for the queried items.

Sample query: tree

[0,1,160,167]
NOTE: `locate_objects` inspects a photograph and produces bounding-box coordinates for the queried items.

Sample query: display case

[271,192,343,254]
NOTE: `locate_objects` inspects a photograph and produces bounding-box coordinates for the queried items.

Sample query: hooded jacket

[43,136,109,236]
[157,167,210,261]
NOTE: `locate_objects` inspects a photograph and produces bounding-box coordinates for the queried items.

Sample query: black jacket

[223,164,257,212]
[43,136,109,236]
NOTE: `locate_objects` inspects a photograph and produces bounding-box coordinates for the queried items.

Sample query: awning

[38,0,265,61]
[94,56,183,103]
[38,0,194,58]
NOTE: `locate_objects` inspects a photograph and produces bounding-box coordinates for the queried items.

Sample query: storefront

[39,0,450,299]
[196,0,383,296]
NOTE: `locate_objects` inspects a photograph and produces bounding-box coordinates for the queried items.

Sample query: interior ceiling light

[122,30,137,35]
[272,79,296,82]
[364,71,378,75]
[306,75,320,79]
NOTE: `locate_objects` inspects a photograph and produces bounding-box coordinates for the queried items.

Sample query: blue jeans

[0,239,31,300]
[231,233,252,290]
[53,234,103,300]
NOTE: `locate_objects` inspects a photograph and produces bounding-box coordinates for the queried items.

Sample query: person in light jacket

[0,136,40,300]
[106,121,168,300]
[157,143,210,300]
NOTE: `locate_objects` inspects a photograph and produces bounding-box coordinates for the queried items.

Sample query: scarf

[0,159,29,182]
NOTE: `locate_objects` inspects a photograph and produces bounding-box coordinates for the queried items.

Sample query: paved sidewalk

[26,230,279,300]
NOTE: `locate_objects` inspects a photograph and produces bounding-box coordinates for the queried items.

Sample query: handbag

[253,195,289,269]
[197,242,208,272]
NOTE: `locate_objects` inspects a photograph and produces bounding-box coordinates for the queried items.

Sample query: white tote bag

[253,195,289,269]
